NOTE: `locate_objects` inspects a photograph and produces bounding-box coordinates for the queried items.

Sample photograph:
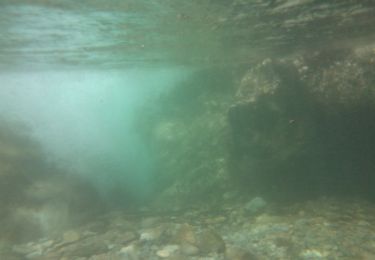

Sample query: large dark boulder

[228,47,375,201]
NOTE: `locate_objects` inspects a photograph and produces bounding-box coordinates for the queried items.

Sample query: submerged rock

[245,197,267,214]
[226,246,259,260]
[119,244,139,260]
[10,198,375,260]
[156,244,179,258]
[197,229,226,254]
[180,243,199,256]
[63,230,80,243]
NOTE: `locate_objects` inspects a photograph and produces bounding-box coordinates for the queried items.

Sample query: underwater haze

[0,69,187,201]
[2,0,375,259]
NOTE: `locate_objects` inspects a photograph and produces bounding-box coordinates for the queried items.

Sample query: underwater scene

[1,0,375,259]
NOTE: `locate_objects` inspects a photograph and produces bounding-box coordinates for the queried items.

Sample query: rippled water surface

[1,0,375,69]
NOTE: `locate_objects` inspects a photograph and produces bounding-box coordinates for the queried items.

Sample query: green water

[1,0,375,251]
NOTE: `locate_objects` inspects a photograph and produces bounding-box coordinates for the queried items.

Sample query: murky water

[1,1,375,259]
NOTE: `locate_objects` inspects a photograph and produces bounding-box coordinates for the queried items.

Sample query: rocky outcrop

[138,43,375,207]
[136,69,236,208]
[229,45,375,200]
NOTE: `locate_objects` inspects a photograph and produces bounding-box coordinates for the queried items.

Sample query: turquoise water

[1,1,375,257]
[0,69,188,202]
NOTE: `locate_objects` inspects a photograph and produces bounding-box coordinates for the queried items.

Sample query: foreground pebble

[5,198,375,260]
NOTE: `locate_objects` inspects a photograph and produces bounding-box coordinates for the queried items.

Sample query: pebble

[63,230,80,243]
[140,227,162,242]
[141,217,160,228]
[156,245,179,258]
[180,243,199,256]
[204,216,227,224]
[245,197,267,214]
[119,244,138,259]
[299,249,326,259]
[197,229,226,254]
[9,198,375,260]
[25,250,42,259]
[175,223,196,244]
[60,240,108,258]
[226,246,258,260]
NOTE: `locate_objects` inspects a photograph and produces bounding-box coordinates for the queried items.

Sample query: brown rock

[123,231,138,244]
[141,217,160,228]
[180,243,199,256]
[197,229,226,254]
[62,230,80,243]
[226,246,258,260]
[156,245,179,258]
[119,244,139,260]
[89,252,122,260]
[175,224,197,245]
[60,240,108,258]
[139,227,163,242]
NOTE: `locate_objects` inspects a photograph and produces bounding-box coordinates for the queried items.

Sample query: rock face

[137,69,235,208]
[138,43,375,206]
[229,58,318,199]
[229,47,375,200]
